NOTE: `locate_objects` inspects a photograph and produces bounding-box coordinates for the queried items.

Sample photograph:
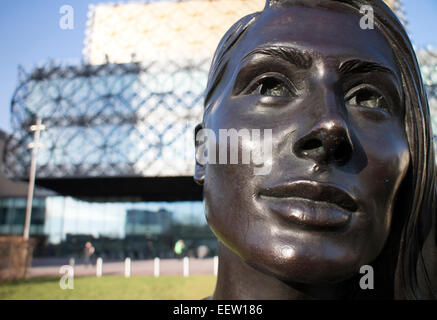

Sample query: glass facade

[0,197,45,236]
[0,195,215,259]
[5,61,206,180]
[44,197,207,243]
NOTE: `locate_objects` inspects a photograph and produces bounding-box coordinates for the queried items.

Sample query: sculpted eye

[345,86,388,111]
[246,74,296,98]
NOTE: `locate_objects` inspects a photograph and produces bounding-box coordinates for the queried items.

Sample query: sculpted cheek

[367,136,409,192]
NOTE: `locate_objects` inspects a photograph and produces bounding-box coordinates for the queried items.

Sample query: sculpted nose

[293,115,353,166]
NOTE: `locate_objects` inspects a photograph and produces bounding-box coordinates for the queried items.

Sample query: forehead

[234,5,398,72]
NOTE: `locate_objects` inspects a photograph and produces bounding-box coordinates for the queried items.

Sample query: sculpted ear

[194,123,205,185]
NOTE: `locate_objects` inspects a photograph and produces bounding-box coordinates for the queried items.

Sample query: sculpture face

[199,5,410,284]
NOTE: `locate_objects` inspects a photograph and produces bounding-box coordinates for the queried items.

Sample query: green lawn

[0,275,216,300]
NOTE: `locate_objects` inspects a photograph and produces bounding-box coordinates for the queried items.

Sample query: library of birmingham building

[1,0,436,258]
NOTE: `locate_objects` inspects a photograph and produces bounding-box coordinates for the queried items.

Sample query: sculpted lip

[259,181,358,229]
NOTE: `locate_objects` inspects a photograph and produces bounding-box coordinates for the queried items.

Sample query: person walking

[83,241,95,267]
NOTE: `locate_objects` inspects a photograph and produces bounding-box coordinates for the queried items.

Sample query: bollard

[154,257,160,277]
[213,256,218,276]
[96,257,102,277]
[183,256,189,277]
[125,257,131,278]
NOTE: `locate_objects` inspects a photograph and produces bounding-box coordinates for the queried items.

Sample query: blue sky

[0,0,436,133]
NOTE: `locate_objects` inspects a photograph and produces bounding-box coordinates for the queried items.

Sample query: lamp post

[23,118,45,240]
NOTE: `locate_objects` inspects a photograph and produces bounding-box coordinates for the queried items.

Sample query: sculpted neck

[212,242,350,300]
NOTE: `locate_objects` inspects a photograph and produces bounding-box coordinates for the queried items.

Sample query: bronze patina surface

[195,0,437,299]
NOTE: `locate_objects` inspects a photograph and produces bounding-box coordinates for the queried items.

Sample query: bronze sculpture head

[194,0,436,299]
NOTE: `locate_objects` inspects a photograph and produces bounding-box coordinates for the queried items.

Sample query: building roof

[84,0,404,65]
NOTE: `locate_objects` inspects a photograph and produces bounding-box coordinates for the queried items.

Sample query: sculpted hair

[204,0,436,299]
[204,12,260,112]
